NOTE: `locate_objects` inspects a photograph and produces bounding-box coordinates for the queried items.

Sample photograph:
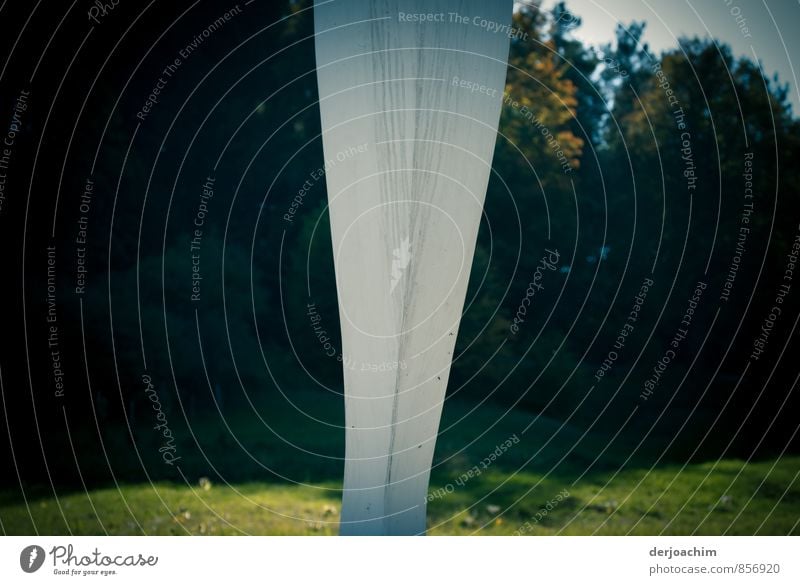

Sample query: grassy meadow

[2,392,797,535]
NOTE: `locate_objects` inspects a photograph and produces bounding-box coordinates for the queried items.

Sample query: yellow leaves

[499,60,584,177]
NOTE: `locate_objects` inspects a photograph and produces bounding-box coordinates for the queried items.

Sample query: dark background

[0,1,798,531]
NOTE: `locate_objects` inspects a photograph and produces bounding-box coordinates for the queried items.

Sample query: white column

[314,0,512,535]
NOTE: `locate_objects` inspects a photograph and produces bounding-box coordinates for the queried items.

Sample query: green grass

[2,457,797,535]
[1,392,798,535]
[426,457,800,535]
[0,482,342,536]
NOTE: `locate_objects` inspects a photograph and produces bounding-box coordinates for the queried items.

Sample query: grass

[1,392,798,535]
[2,457,798,535]
[426,457,800,535]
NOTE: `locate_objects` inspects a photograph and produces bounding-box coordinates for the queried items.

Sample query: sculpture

[314,0,513,535]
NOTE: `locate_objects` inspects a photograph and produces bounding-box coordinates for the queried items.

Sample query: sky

[537,0,800,115]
